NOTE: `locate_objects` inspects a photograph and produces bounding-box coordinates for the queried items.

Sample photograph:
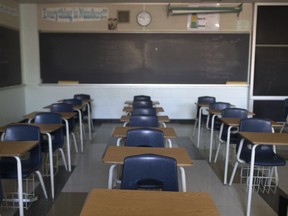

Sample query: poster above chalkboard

[39,33,249,84]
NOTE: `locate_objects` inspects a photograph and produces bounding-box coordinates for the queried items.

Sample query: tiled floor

[1,121,288,216]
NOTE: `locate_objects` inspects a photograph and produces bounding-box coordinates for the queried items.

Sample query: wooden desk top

[80,189,220,216]
[0,141,39,157]
[220,118,283,128]
[120,115,170,123]
[24,111,76,120]
[240,132,288,146]
[123,106,164,113]
[103,146,193,167]
[112,126,176,138]
[125,100,160,105]
[195,102,210,107]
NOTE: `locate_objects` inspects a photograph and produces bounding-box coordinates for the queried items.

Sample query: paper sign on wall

[42,7,108,22]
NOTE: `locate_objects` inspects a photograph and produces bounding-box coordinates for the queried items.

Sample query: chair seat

[241,152,286,166]
[0,158,41,179]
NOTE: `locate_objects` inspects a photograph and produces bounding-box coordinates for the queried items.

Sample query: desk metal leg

[246,145,257,216]
[14,156,24,216]
[197,107,204,148]
[167,139,172,148]
[76,109,84,152]
[63,119,71,172]
[45,132,54,199]
[209,115,216,162]
[224,126,232,185]
[87,103,92,140]
[179,167,187,192]
[108,164,117,189]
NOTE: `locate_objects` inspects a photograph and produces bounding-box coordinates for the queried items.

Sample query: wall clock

[137,11,152,27]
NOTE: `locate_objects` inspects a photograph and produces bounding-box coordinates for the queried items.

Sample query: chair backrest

[207,102,231,128]
[3,124,41,165]
[121,154,179,191]
[132,100,153,108]
[50,103,75,130]
[63,98,82,105]
[132,108,157,116]
[125,128,164,147]
[74,94,91,101]
[238,118,273,156]
[133,95,151,101]
[220,108,249,140]
[221,108,248,119]
[196,96,216,118]
[50,103,74,112]
[129,115,159,127]
[34,112,64,150]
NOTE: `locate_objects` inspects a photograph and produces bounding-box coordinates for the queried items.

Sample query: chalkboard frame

[39,32,250,85]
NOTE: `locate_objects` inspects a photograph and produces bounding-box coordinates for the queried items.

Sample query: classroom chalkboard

[39,33,249,84]
[0,26,21,88]
[253,5,288,96]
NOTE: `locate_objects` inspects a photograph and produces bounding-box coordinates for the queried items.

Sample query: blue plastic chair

[193,96,216,136]
[50,103,78,152]
[121,154,179,191]
[214,108,249,163]
[229,118,286,188]
[74,94,93,130]
[125,128,164,147]
[0,124,48,199]
[34,112,68,171]
[206,102,231,130]
[128,115,159,127]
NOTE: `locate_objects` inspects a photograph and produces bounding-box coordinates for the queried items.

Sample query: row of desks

[81,100,220,215]
[195,102,288,216]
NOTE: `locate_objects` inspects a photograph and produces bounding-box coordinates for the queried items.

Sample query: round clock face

[137,11,152,27]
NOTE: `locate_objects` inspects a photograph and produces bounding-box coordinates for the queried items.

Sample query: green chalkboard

[39,32,249,84]
[0,26,21,87]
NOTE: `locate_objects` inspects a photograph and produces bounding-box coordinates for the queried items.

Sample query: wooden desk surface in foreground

[103,146,193,167]
[0,141,39,157]
[112,126,176,138]
[80,189,220,216]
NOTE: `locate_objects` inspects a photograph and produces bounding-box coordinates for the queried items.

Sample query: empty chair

[206,102,231,130]
[34,112,68,172]
[132,100,153,108]
[133,95,151,101]
[214,108,249,163]
[229,118,286,192]
[125,128,164,147]
[50,103,78,152]
[0,125,48,200]
[132,107,157,116]
[128,115,159,127]
[121,154,179,191]
[73,94,94,131]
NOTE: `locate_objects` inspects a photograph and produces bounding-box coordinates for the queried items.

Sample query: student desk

[125,100,160,105]
[44,103,85,152]
[112,126,176,147]
[102,146,193,192]
[219,118,283,185]
[24,111,76,172]
[80,189,220,216]
[123,106,164,113]
[0,123,63,200]
[195,102,210,148]
[0,141,40,216]
[238,132,288,216]
[59,99,93,140]
[120,115,170,127]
